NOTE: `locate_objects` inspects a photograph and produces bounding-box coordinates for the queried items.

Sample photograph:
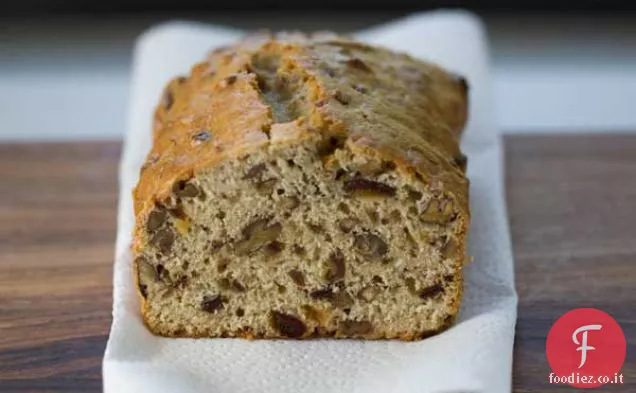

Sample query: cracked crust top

[133,32,469,255]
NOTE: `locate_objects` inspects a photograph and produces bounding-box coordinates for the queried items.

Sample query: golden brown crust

[133,32,470,341]
[133,32,468,251]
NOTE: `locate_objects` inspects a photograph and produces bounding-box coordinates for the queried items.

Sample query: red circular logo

[546,308,626,388]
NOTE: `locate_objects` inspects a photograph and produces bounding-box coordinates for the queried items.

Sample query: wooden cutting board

[0,135,634,392]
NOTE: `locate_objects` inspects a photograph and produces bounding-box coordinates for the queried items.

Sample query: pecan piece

[136,257,157,298]
[256,178,277,195]
[357,286,381,302]
[234,219,282,255]
[173,180,200,198]
[301,305,331,325]
[353,233,388,259]
[146,209,167,232]
[419,284,444,300]
[201,295,226,313]
[339,320,374,336]
[150,228,175,254]
[270,311,307,338]
[324,250,346,282]
[421,199,455,224]
[281,196,300,210]
[243,163,266,179]
[346,58,372,72]
[343,178,396,199]
[288,270,306,287]
[337,218,356,233]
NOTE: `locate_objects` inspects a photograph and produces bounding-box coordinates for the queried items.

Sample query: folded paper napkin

[103,11,518,393]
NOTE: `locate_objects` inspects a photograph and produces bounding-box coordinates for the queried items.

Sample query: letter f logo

[573,324,602,368]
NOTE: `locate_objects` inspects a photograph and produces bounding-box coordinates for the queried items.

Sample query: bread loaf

[133,32,470,340]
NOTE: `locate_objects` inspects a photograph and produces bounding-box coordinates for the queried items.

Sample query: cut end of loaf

[135,138,467,340]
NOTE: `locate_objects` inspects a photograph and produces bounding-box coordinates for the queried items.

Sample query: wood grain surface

[507,134,636,392]
[0,142,119,392]
[0,135,634,392]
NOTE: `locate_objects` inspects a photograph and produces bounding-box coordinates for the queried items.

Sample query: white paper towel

[103,11,518,393]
